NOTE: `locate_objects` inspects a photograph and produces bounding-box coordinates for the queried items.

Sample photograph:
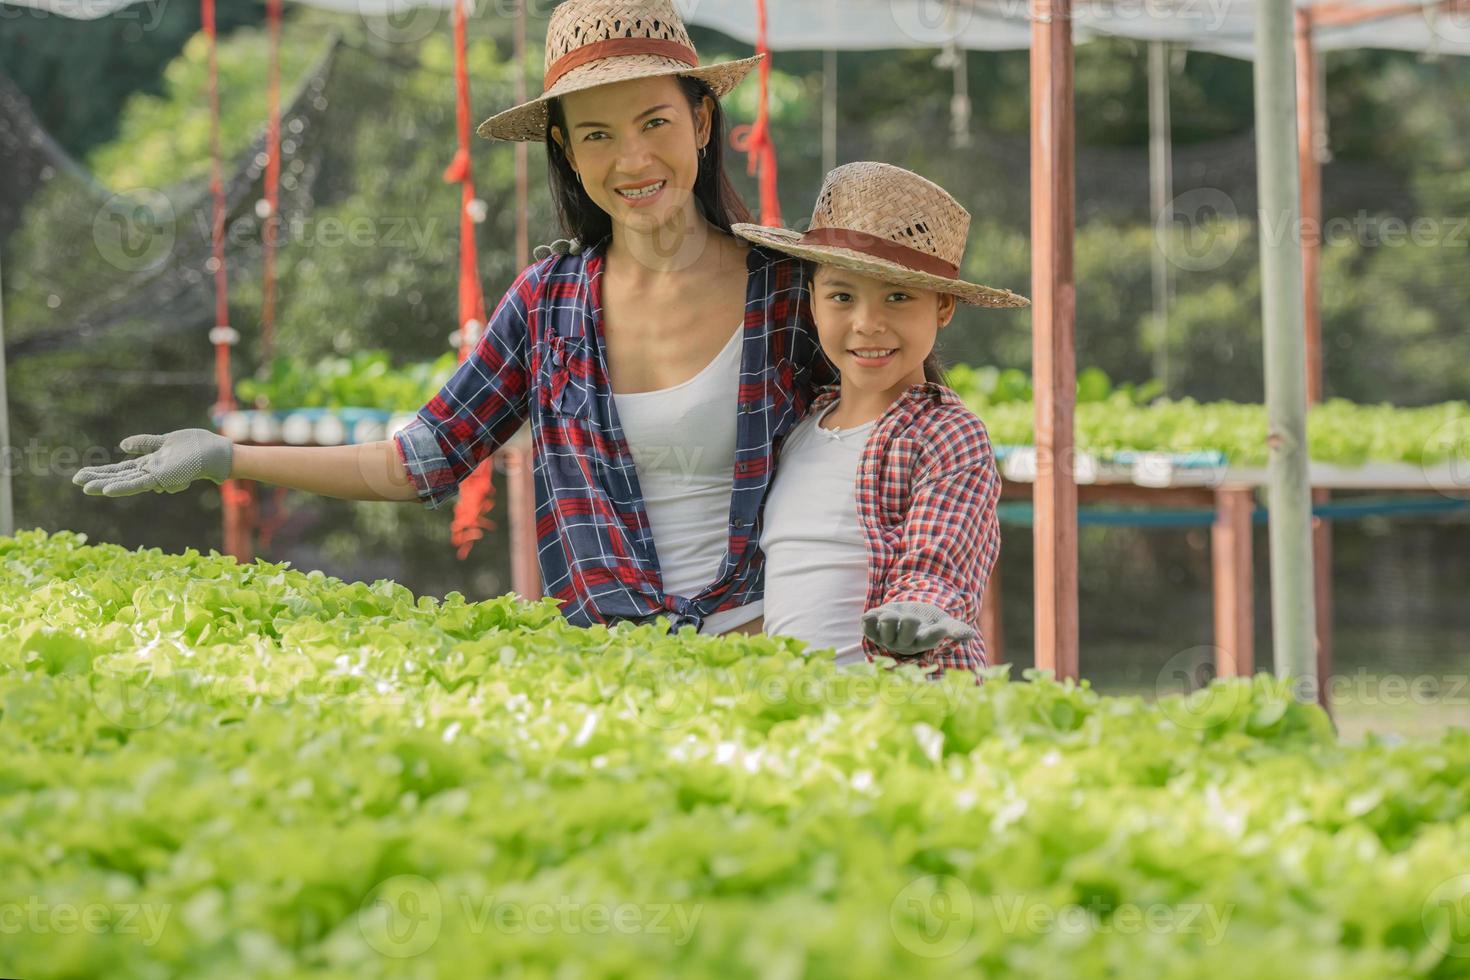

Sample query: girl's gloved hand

[532,238,582,260]
[862,601,976,655]
[73,429,234,497]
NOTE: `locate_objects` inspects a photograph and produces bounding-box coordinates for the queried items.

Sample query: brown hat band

[798,227,960,280]
[543,38,700,90]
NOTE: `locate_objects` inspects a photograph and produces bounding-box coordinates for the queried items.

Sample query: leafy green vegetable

[236,350,458,412]
[1,530,1467,978]
[948,365,1470,467]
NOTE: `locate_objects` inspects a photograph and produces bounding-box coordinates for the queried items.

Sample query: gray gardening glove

[862,601,977,655]
[532,237,582,260]
[72,429,234,497]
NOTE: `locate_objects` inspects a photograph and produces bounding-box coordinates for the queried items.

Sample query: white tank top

[759,403,875,664]
[612,325,762,634]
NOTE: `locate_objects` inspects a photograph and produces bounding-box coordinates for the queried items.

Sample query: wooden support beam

[1029,0,1079,682]
[506,444,541,600]
[982,556,1004,667]
[1295,9,1324,407]
[505,0,538,602]
[1296,10,1333,712]
[1211,487,1255,677]
[222,478,256,562]
[999,479,1217,510]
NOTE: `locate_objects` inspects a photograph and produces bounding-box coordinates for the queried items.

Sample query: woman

[72,0,835,635]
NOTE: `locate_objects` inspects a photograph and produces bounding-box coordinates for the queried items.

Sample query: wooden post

[1295,9,1333,711]
[982,556,1004,667]
[222,479,255,562]
[503,0,539,601]
[1211,487,1255,677]
[506,442,540,599]
[1029,0,1079,681]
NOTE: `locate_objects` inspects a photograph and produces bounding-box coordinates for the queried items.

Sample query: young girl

[733,162,1029,675]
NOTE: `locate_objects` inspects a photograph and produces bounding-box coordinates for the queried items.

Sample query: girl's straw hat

[732,162,1030,308]
[477,0,763,142]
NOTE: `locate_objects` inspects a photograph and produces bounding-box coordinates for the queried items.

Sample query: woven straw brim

[477,53,764,142]
[732,225,1030,309]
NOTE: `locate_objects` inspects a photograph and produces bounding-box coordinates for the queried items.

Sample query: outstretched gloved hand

[861,600,976,655]
[532,237,582,260]
[73,429,234,497]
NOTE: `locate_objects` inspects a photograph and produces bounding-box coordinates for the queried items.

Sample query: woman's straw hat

[478,0,763,142]
[733,162,1030,308]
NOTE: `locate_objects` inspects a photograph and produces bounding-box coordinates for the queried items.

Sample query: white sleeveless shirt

[612,325,762,634]
[759,403,875,663]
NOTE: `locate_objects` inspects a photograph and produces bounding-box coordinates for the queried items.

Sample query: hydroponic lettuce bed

[220,358,1470,483]
[3,531,1468,979]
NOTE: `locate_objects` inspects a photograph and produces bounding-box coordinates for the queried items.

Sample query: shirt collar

[809,381,952,420]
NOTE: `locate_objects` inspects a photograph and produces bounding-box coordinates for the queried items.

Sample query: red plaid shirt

[394,238,835,630]
[802,383,1001,675]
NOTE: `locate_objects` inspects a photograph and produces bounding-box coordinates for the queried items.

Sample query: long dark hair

[923,351,947,385]
[545,75,752,247]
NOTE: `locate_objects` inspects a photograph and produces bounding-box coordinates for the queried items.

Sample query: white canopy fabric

[9,0,1469,59]
[1,0,457,18]
[680,0,1470,60]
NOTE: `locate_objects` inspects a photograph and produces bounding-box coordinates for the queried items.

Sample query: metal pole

[1254,0,1318,696]
[1147,40,1173,395]
[943,0,970,150]
[822,48,837,174]
[0,247,13,537]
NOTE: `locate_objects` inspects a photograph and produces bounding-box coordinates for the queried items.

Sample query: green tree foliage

[0,0,266,157]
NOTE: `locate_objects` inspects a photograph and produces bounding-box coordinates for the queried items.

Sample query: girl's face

[810,264,957,396]
[551,75,712,239]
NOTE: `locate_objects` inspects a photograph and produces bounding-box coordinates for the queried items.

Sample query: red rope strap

[444,0,496,560]
[746,0,781,226]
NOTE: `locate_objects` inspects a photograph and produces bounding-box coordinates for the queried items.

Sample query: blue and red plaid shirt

[394,238,836,630]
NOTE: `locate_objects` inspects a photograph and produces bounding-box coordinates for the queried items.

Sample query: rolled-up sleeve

[393,264,541,509]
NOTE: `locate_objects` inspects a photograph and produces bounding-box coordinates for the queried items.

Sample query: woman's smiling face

[551,75,712,236]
